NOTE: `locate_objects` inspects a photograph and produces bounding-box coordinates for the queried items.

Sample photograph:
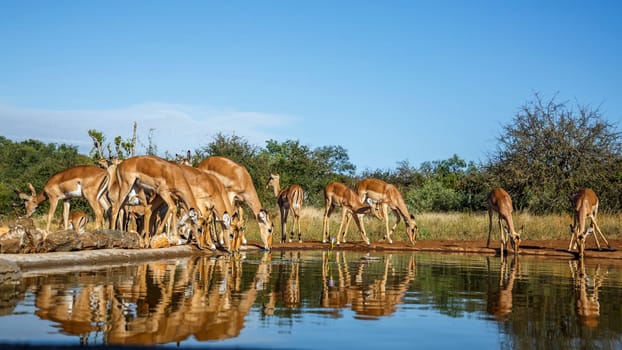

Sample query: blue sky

[1,1,621,171]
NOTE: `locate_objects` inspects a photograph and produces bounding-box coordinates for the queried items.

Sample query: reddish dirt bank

[265,238,622,262]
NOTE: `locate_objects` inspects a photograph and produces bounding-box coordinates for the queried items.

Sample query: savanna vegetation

[2,94,621,241]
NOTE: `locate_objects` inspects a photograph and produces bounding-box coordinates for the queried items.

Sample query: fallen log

[0,218,141,253]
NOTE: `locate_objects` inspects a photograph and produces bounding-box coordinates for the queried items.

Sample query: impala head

[175,150,192,166]
[504,225,523,254]
[97,156,121,170]
[407,214,419,245]
[257,209,274,251]
[572,224,593,258]
[15,183,41,217]
[266,173,281,189]
[365,198,384,220]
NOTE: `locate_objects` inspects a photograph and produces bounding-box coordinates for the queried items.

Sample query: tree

[0,137,91,219]
[405,155,476,212]
[487,93,622,213]
[88,122,138,160]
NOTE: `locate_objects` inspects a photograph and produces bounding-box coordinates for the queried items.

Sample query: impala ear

[259,209,267,222]
[27,183,36,196]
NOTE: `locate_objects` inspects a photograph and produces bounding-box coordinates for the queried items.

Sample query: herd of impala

[15,154,610,257]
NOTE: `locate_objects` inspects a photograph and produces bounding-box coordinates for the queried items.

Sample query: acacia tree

[487,93,622,213]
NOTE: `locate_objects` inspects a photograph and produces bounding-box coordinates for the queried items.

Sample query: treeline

[2,94,621,220]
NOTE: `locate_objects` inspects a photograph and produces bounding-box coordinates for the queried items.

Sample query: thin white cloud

[0,103,297,156]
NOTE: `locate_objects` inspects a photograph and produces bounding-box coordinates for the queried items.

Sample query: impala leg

[237,205,247,245]
[589,222,602,251]
[487,207,494,248]
[342,211,354,243]
[590,215,610,249]
[568,224,577,251]
[388,209,401,244]
[85,193,103,231]
[353,213,370,245]
[336,209,348,244]
[156,192,177,243]
[296,213,302,243]
[62,200,71,230]
[322,204,334,243]
[498,216,506,258]
[44,199,60,235]
[381,203,390,242]
[280,206,288,243]
[207,219,217,250]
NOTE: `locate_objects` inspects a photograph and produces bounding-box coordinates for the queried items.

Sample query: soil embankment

[1,238,622,275]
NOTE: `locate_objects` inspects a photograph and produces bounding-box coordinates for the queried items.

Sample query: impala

[355,178,418,244]
[568,188,611,257]
[57,210,89,233]
[197,156,274,250]
[266,174,304,243]
[16,165,109,236]
[487,188,522,256]
[100,156,167,246]
[179,164,241,252]
[110,155,203,245]
[322,182,383,245]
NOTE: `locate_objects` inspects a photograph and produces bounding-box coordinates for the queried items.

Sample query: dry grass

[245,207,622,243]
[5,207,621,243]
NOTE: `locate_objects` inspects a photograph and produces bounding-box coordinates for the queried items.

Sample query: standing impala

[322,182,383,245]
[355,178,418,244]
[266,174,304,243]
[16,165,109,237]
[487,188,522,256]
[110,155,203,245]
[197,156,274,250]
[179,164,241,252]
[568,188,611,257]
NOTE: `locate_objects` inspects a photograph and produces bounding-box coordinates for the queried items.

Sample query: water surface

[0,250,621,349]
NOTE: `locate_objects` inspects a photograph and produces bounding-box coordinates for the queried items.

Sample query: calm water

[0,250,621,349]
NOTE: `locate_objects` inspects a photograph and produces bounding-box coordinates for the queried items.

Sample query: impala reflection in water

[3,252,622,349]
[17,251,416,345]
[486,255,520,321]
[570,259,603,329]
[26,256,256,344]
[321,251,416,319]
